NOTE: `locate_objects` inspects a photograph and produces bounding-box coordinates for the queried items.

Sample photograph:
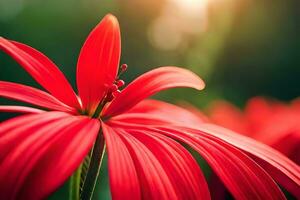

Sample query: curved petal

[0,105,44,114]
[150,127,285,200]
[127,129,210,200]
[0,111,70,161]
[102,123,141,200]
[117,129,179,200]
[197,124,300,197]
[109,113,173,127]
[268,131,300,165]
[110,116,300,198]
[0,115,78,198]
[0,81,76,113]
[125,99,206,127]
[103,66,205,117]
[107,100,205,128]
[0,113,100,199]
[76,14,121,113]
[0,37,80,108]
[107,111,203,130]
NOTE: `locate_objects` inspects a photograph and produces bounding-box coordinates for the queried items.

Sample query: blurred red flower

[0,14,299,200]
[208,97,300,164]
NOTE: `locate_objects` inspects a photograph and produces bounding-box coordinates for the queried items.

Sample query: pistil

[91,64,127,118]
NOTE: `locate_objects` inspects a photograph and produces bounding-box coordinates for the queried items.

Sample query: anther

[109,84,118,92]
[117,64,128,79]
[106,93,114,102]
[116,79,125,88]
[113,90,121,97]
[120,64,128,72]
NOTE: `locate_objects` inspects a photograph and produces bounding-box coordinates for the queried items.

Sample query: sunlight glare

[169,0,210,16]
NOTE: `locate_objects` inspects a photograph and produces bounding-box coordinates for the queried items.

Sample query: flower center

[91,64,127,118]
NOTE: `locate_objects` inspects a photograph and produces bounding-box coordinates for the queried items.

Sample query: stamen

[105,93,114,102]
[116,80,125,88]
[109,84,118,92]
[92,65,128,118]
[120,64,128,72]
[113,90,121,97]
[117,63,128,78]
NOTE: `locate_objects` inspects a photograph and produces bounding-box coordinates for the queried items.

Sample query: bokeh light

[148,0,212,51]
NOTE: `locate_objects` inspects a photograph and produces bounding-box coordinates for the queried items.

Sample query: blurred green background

[0,0,299,199]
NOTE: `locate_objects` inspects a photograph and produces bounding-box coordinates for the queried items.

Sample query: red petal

[0,112,69,161]
[152,127,286,200]
[107,100,205,129]
[0,113,100,199]
[197,124,300,197]
[0,81,76,113]
[0,106,44,114]
[114,113,300,198]
[125,99,205,127]
[22,118,99,199]
[102,123,141,200]
[103,66,205,117]
[126,129,210,199]
[0,114,77,198]
[117,130,179,200]
[0,37,80,108]
[112,113,170,126]
[76,14,121,113]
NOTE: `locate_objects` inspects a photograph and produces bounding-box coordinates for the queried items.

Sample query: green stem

[69,165,82,200]
[92,100,106,118]
[80,133,106,200]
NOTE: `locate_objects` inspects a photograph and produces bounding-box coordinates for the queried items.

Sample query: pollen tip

[113,90,121,97]
[106,93,114,102]
[110,84,118,92]
[116,79,125,88]
[120,64,128,72]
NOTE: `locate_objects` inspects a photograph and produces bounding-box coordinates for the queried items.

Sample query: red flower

[207,97,300,164]
[0,14,299,200]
